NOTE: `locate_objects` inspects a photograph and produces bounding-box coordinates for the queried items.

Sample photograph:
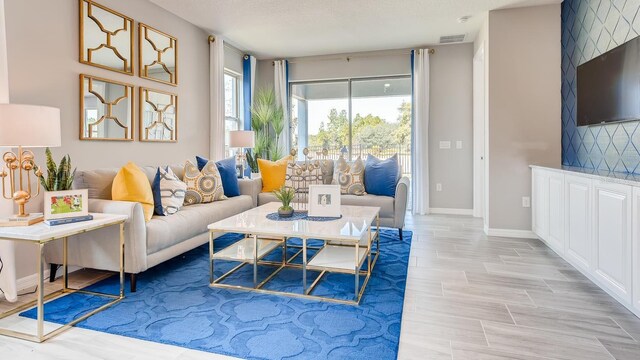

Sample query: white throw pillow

[159,167,187,215]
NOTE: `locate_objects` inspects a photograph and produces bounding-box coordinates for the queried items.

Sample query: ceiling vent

[439,34,466,44]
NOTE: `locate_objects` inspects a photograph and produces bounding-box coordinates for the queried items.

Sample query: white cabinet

[547,172,564,254]
[633,187,640,312]
[592,180,632,302]
[531,169,564,254]
[531,166,640,317]
[532,169,549,240]
[564,174,592,272]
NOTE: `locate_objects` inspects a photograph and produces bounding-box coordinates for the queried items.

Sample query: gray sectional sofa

[44,161,408,292]
[44,165,259,292]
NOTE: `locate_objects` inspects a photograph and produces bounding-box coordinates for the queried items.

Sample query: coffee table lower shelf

[207,231,380,305]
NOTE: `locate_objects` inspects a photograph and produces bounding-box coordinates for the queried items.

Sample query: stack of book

[44,214,94,226]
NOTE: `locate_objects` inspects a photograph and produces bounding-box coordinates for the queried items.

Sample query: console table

[0,213,127,342]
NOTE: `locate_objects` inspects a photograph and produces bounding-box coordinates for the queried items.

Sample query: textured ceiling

[150,0,562,59]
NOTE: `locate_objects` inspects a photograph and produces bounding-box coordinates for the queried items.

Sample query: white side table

[0,213,127,342]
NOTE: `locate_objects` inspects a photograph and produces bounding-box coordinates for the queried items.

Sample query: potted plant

[273,185,295,217]
[245,151,261,179]
[251,88,284,161]
[35,148,76,192]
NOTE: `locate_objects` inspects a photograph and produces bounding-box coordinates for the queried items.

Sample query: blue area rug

[22,229,411,359]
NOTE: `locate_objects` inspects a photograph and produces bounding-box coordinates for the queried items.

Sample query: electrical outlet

[456,140,463,149]
[522,196,531,208]
[436,183,442,191]
[439,141,451,149]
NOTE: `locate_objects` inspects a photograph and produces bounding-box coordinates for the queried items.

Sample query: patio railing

[305,144,412,176]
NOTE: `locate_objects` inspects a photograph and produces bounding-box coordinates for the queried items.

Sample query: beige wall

[288,50,411,81]
[429,43,474,210]
[258,46,474,210]
[4,0,210,278]
[224,43,245,75]
[486,4,561,230]
[255,59,274,92]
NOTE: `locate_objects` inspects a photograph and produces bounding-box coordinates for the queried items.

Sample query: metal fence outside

[306,144,412,176]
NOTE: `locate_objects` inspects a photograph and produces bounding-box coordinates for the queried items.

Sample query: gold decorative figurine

[0,147,43,224]
[0,104,61,226]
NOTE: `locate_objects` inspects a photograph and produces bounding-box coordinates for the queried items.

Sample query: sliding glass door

[290,76,412,178]
[290,81,349,157]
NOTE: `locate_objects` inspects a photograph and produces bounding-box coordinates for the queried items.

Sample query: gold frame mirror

[140,87,178,142]
[139,23,178,86]
[79,0,134,75]
[80,74,135,141]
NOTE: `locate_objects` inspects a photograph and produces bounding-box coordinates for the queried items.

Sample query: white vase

[251,172,261,179]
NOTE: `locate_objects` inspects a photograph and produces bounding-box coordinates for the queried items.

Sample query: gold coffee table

[207,202,380,305]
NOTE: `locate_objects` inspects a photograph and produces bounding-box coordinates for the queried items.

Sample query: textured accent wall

[562,0,640,172]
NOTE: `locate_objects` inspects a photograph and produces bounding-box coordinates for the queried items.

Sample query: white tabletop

[208,202,380,243]
[0,213,128,242]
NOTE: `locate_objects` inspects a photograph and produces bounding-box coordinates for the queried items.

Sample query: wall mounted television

[577,35,640,126]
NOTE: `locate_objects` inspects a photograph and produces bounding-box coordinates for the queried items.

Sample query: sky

[304,95,411,135]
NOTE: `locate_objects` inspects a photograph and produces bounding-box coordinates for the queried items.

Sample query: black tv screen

[577,36,640,126]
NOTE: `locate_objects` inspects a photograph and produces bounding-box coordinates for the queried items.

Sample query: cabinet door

[593,180,632,302]
[632,186,640,312]
[564,174,592,272]
[547,173,564,254]
[532,169,549,240]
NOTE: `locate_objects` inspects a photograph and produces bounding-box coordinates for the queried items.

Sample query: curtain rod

[273,48,435,65]
[208,35,246,57]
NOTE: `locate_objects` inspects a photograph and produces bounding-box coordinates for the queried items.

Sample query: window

[224,71,242,157]
[290,76,411,169]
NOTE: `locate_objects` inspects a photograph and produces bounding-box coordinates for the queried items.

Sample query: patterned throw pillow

[335,155,366,195]
[157,167,187,215]
[183,160,226,205]
[285,160,328,193]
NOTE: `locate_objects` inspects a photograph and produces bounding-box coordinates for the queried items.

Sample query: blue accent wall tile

[562,0,640,173]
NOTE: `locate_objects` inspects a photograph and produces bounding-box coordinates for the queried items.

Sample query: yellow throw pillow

[112,162,154,222]
[258,155,294,192]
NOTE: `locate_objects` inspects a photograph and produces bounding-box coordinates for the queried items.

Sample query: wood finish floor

[1,213,640,359]
[398,214,640,360]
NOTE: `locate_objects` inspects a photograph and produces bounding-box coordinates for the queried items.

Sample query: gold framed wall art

[139,87,178,142]
[79,0,134,75]
[80,74,135,141]
[139,23,178,86]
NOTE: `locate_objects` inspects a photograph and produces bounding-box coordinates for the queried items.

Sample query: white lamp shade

[0,104,61,147]
[229,130,255,148]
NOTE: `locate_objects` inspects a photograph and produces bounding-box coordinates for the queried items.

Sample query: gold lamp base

[0,213,44,227]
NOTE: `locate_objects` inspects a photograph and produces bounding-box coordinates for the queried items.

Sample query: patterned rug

[22,229,411,359]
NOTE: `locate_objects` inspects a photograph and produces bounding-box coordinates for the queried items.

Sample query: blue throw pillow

[364,154,399,197]
[196,155,240,197]
[152,167,165,216]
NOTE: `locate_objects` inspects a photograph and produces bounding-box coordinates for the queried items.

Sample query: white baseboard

[0,269,50,301]
[486,228,537,239]
[429,208,473,216]
[0,266,80,301]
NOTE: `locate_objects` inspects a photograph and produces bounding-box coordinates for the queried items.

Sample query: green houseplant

[35,148,76,191]
[273,185,295,217]
[248,88,285,175]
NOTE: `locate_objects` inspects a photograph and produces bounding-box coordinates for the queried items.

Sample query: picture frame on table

[308,184,341,218]
[235,164,243,179]
[44,189,89,220]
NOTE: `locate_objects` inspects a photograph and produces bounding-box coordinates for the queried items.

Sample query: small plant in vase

[34,148,76,191]
[273,185,295,218]
[246,150,260,179]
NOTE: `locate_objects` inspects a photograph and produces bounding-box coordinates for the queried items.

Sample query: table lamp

[229,130,254,178]
[0,104,61,226]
